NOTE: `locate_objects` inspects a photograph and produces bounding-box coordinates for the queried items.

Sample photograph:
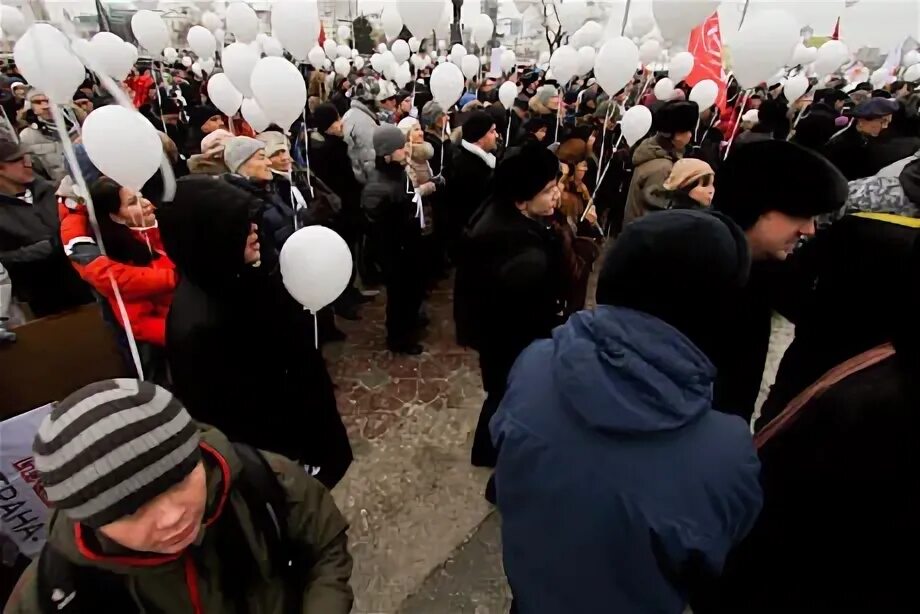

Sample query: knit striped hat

[33,379,200,528]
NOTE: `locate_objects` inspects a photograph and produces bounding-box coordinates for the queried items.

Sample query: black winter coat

[308,133,363,229]
[791,101,839,151]
[824,126,877,180]
[454,202,564,391]
[360,161,420,272]
[160,176,352,488]
[0,177,91,316]
[447,146,494,240]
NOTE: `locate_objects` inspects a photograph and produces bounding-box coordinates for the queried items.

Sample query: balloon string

[506,108,511,145]
[153,62,169,133]
[583,132,624,223]
[313,310,319,350]
[724,90,750,160]
[554,86,561,143]
[301,108,314,199]
[109,273,145,381]
[596,103,613,185]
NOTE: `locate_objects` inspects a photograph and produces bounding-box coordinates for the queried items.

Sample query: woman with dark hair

[88,177,176,382]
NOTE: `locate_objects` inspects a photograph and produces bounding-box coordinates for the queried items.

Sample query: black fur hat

[656,101,699,135]
[494,144,559,205]
[713,140,848,230]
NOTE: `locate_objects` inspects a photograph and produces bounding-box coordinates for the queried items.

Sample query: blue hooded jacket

[491,306,762,614]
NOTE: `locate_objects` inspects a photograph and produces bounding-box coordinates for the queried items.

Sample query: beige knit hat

[663,158,715,191]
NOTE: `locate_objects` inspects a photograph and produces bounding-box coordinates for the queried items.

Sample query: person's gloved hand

[431,175,445,189]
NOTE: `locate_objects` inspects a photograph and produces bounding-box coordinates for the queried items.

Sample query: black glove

[431,175,446,189]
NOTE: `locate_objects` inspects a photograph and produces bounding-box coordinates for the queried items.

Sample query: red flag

[318,22,326,47]
[831,17,840,40]
[684,12,728,112]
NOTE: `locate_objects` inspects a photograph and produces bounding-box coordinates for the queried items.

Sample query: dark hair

[90,177,156,266]
[677,173,714,196]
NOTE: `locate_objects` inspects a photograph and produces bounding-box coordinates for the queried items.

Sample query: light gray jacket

[342,99,379,184]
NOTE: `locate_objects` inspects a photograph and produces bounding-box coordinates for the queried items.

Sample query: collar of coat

[461,139,497,169]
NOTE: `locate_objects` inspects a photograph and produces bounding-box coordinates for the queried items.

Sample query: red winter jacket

[58,197,176,345]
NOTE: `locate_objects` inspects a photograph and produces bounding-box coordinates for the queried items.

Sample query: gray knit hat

[223,136,265,174]
[373,124,407,157]
[33,379,200,528]
[421,100,445,128]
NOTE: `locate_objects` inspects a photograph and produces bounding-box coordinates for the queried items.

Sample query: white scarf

[461,139,496,169]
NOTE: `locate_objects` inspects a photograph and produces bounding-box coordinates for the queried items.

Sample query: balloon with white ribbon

[430,61,464,107]
[280,226,353,314]
[241,97,270,132]
[202,11,222,32]
[500,49,516,73]
[13,25,85,105]
[550,45,578,83]
[639,39,661,65]
[354,56,365,70]
[654,78,676,101]
[308,46,326,68]
[904,50,920,68]
[397,0,446,38]
[323,39,338,60]
[336,44,351,59]
[207,73,243,117]
[223,42,260,98]
[669,51,694,82]
[182,56,193,68]
[461,54,480,79]
[813,40,849,78]
[783,74,810,102]
[200,58,216,74]
[472,14,493,47]
[392,39,411,63]
[226,1,259,43]
[82,105,163,191]
[621,105,653,146]
[409,37,421,53]
[251,57,308,131]
[263,37,285,57]
[594,37,639,95]
[271,0,320,61]
[653,0,721,43]
[450,44,467,65]
[90,32,136,80]
[903,63,920,82]
[338,25,351,41]
[131,10,170,56]
[164,47,178,63]
[334,57,350,77]
[382,5,404,39]
[731,9,800,88]
[187,25,216,59]
[498,80,517,108]
[689,79,719,109]
[1,6,28,39]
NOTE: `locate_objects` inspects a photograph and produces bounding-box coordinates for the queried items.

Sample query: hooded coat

[3,427,353,614]
[492,306,762,614]
[623,135,682,225]
[697,215,920,613]
[342,99,379,184]
[160,176,352,489]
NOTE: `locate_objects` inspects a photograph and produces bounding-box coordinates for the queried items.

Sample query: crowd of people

[1,36,920,614]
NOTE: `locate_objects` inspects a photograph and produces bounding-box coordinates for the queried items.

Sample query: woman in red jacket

[86,177,176,348]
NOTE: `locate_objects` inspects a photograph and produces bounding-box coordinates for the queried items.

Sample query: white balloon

[640,39,661,65]
[352,49,360,58]
[308,46,326,68]
[370,53,385,72]
[192,62,203,78]
[538,51,550,67]
[395,61,412,87]
[409,37,421,53]
[621,105,652,146]
[472,14,493,47]
[904,63,920,82]
[280,226,353,313]
[214,28,226,47]
[430,61,464,107]
[188,25,216,59]
[450,44,467,64]
[870,67,892,89]
[323,58,332,70]
[82,106,163,191]
[594,37,639,95]
[263,36,284,57]
[354,56,365,70]
[791,43,811,66]
[689,79,719,109]
[131,10,169,55]
[90,32,135,80]
[577,21,603,47]
[550,45,578,83]
[382,5,404,39]
[498,80,517,108]
[783,73,809,102]
[324,39,338,59]
[334,57,350,77]
[226,1,259,44]
[208,72,243,116]
[182,56,193,68]
[251,57,307,130]
[381,50,397,69]
[461,54,480,79]
[202,11,222,33]
[630,14,656,38]
[813,40,850,78]
[392,39,411,63]
[654,77,675,101]
[338,25,351,41]
[223,42,260,98]
[397,0,446,38]
[199,57,216,74]
[438,39,447,50]
[13,25,84,105]
[337,44,351,59]
[164,47,178,63]
[124,42,139,68]
[576,46,595,76]
[377,43,388,54]
[731,10,799,89]
[653,0,721,43]
[904,50,920,68]
[272,0,320,61]
[669,51,694,82]
[241,97,270,132]
[500,49,516,73]
[557,1,589,33]
[1,6,27,38]
[384,61,397,81]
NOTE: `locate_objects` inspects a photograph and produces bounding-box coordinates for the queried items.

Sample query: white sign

[0,404,53,558]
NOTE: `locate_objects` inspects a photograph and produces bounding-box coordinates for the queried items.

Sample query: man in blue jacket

[491,209,763,614]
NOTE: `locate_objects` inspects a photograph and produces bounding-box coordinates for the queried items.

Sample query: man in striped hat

[4,379,353,614]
